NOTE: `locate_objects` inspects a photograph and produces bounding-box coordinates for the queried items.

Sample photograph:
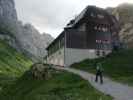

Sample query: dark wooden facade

[65,6,120,50]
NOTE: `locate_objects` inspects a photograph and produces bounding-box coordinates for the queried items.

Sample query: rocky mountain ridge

[106,3,133,48]
[0,0,53,61]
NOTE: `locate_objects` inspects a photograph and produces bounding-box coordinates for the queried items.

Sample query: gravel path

[53,66,133,100]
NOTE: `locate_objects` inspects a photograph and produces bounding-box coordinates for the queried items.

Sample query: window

[105,27,108,32]
[0,7,3,16]
[96,50,100,56]
[102,51,105,56]
[96,40,102,43]
[112,32,117,36]
[90,13,94,17]
[97,14,104,19]
[60,37,65,48]
[94,26,98,30]
[98,26,101,31]
[102,27,106,32]
[59,50,61,55]
[90,13,96,18]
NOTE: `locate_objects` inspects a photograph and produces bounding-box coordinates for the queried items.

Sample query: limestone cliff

[0,0,53,61]
[106,3,133,48]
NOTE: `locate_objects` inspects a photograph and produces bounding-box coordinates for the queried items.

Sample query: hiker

[95,63,103,84]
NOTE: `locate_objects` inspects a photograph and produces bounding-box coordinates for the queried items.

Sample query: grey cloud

[14,0,81,35]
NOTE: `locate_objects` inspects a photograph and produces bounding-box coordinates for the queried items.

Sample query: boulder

[31,63,52,80]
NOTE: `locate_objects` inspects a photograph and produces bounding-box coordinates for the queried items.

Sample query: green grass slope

[71,49,133,85]
[0,69,112,100]
[0,39,32,76]
[0,39,33,90]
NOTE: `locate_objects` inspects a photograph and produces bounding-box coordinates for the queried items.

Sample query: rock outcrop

[15,23,53,61]
[0,0,53,61]
[30,63,52,80]
[106,3,133,48]
[0,0,17,19]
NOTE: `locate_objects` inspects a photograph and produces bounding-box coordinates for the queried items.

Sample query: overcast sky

[14,0,133,38]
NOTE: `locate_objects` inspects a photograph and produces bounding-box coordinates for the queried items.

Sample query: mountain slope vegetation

[71,49,133,85]
[0,69,112,100]
[0,39,33,92]
[0,39,32,76]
